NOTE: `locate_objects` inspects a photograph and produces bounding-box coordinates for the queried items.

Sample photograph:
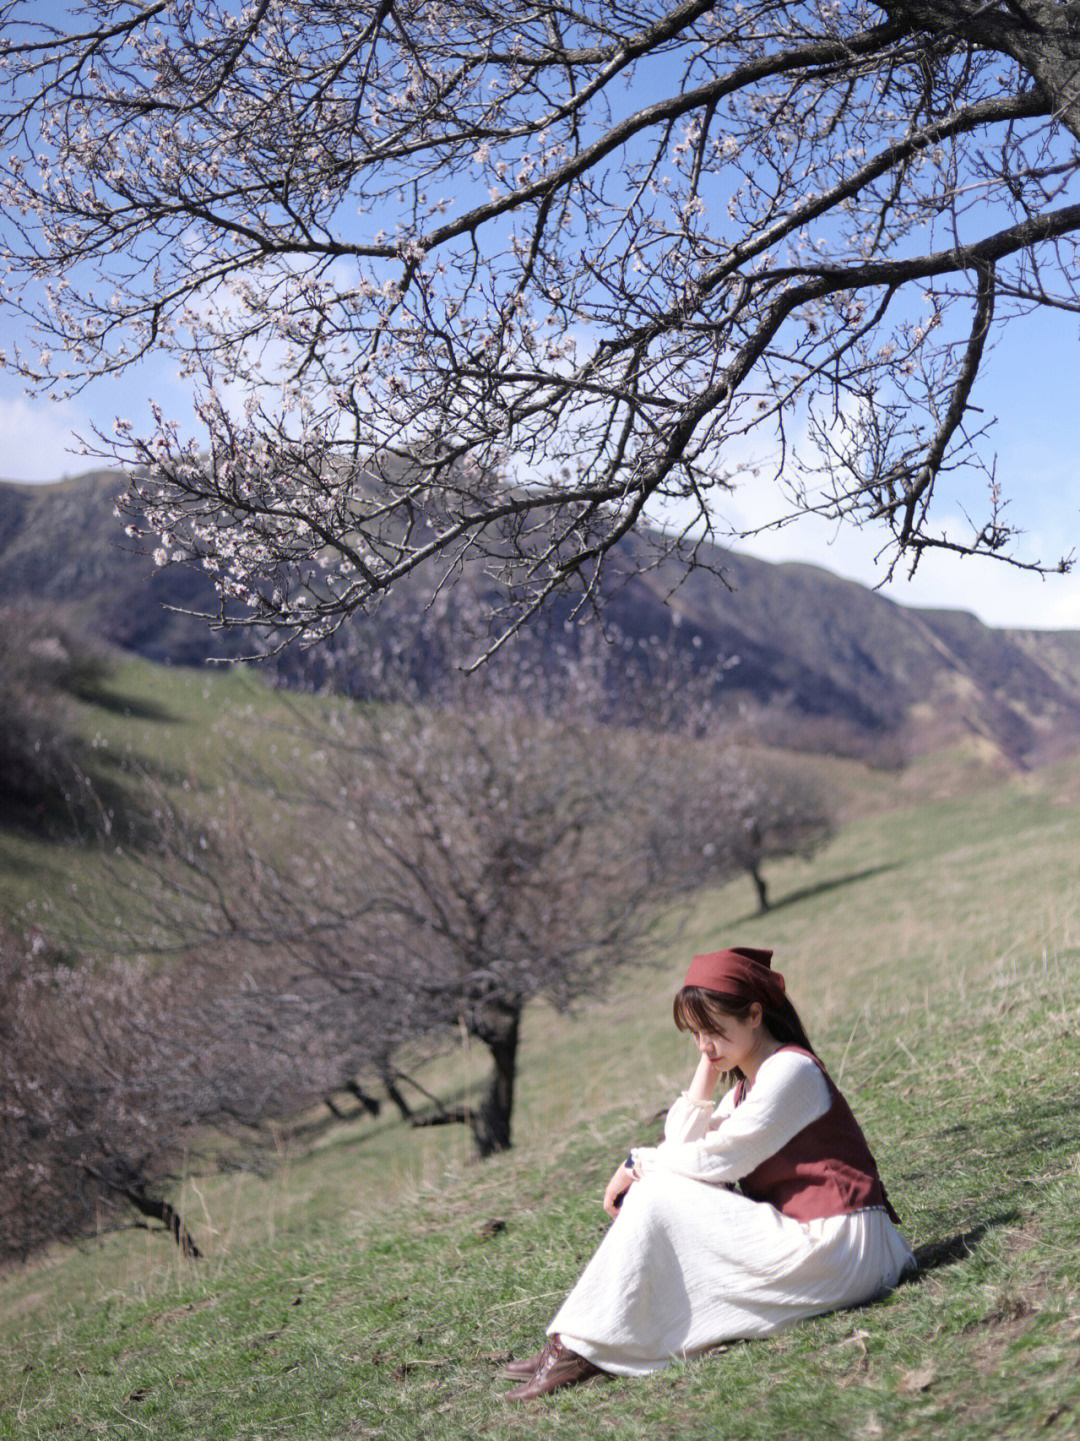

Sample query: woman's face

[689,1003,763,1073]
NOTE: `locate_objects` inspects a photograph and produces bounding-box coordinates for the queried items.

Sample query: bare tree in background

[302,694,702,1155]
[2,2,1078,657]
[640,735,836,912]
[0,921,366,1260]
[714,755,834,912]
[101,687,693,1158]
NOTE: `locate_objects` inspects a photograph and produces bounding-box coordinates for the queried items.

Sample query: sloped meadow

[2,659,1079,1440]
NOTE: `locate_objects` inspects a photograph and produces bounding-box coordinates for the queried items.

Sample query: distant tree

[715,755,835,912]
[641,738,835,912]
[2,2,1078,658]
[322,694,721,1154]
[119,689,686,1158]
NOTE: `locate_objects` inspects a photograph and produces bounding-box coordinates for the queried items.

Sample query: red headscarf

[682,946,787,1010]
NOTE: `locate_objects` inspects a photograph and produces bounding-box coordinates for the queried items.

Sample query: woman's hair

[672,984,817,1080]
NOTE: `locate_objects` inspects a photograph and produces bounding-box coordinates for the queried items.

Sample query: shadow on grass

[730,863,899,924]
[898,1086,1079,1290]
[83,688,176,723]
[286,1079,482,1150]
[909,1215,1016,1276]
[932,1096,1079,1164]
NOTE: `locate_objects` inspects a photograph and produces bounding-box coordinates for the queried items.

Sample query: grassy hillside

[0,649,896,935]
[3,730,1079,1440]
[0,654,333,932]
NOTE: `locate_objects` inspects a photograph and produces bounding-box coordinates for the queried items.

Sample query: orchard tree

[0,921,362,1260]
[305,699,672,1155]
[644,737,835,912]
[128,689,691,1158]
[713,754,834,911]
[2,2,1079,656]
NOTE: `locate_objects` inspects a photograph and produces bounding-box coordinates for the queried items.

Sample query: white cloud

[873,546,1080,632]
[674,413,1080,632]
[0,393,87,482]
[723,499,1080,632]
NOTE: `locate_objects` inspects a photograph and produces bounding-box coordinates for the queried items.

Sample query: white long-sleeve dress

[548,1050,915,1377]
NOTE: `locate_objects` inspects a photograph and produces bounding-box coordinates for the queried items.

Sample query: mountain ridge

[2,471,1079,770]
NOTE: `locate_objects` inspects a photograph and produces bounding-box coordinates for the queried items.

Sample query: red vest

[733,1046,899,1223]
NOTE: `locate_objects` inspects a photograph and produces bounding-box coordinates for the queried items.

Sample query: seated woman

[503,945,915,1401]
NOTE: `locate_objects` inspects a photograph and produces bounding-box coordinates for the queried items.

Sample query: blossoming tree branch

[2,1,1079,653]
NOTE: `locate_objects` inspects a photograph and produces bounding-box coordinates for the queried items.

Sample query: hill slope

[2,471,1080,766]
[3,767,1080,1439]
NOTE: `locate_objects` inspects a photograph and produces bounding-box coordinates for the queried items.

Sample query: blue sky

[708,298,1080,630]
[2,2,1079,632]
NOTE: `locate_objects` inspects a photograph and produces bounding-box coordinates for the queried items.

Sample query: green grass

[4,728,1080,1439]
[0,658,263,920]
[3,950,1078,1441]
[0,655,350,943]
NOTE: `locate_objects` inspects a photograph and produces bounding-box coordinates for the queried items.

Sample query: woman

[503,945,914,1401]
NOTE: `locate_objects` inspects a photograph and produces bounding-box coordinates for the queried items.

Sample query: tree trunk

[470,999,521,1158]
[882,2,1080,144]
[346,1082,382,1117]
[749,863,770,913]
[379,1065,414,1121]
[122,1187,201,1258]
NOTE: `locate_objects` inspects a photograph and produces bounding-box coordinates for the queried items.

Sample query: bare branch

[1,1,1078,651]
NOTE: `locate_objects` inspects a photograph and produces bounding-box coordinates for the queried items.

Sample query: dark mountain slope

[0,473,244,665]
[2,471,1079,766]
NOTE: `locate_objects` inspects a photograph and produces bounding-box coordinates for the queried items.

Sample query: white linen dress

[548,1050,915,1377]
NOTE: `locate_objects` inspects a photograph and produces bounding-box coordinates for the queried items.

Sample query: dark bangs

[672,985,752,1034]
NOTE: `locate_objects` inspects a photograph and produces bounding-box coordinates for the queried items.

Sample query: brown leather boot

[504,1335,600,1401]
[502,1346,547,1379]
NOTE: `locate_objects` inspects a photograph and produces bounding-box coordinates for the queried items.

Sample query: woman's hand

[603,1160,638,1219]
[687,1052,725,1104]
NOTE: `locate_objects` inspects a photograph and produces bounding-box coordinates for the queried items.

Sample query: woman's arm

[632,1052,831,1184]
[602,1160,636,1219]
[605,1054,732,1210]
[687,1052,726,1105]
[661,1053,730,1146]
[608,1054,733,1214]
